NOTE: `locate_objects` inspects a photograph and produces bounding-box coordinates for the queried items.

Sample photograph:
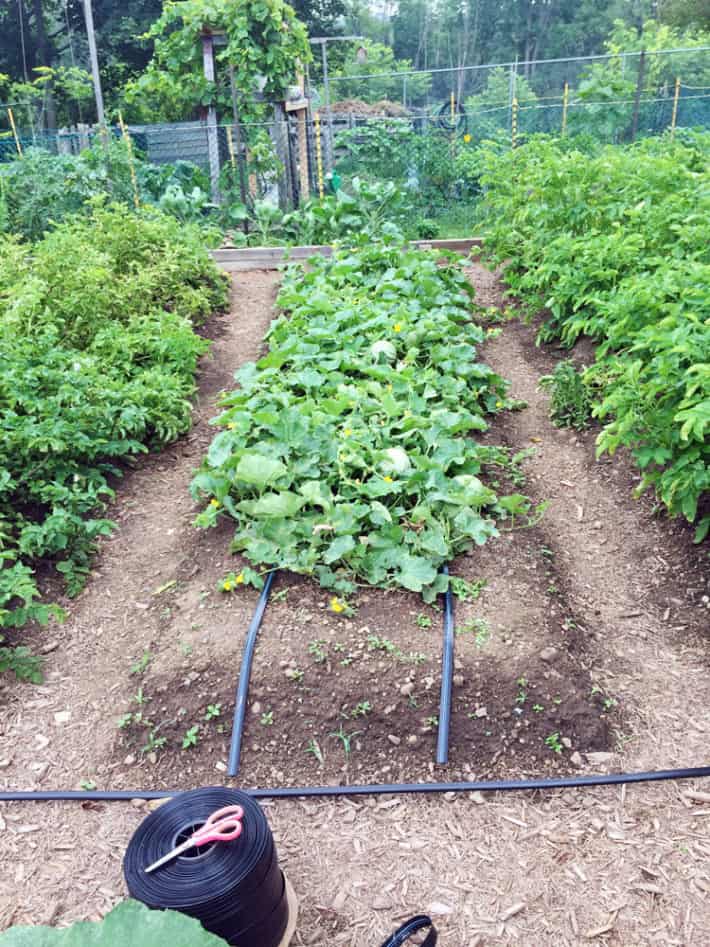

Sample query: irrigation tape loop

[381,914,437,946]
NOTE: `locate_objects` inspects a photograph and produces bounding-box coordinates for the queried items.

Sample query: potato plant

[0,203,228,676]
[479,133,710,541]
[194,240,532,600]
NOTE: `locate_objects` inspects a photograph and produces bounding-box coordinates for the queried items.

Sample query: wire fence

[1,47,708,215]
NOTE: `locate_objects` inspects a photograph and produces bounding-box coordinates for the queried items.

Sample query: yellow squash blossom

[330,596,345,613]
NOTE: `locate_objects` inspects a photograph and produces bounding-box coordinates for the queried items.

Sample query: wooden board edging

[212,237,484,272]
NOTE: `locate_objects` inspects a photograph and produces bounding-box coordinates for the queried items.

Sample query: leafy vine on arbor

[125,0,311,125]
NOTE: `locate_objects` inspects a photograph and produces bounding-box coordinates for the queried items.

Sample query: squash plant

[193,240,534,600]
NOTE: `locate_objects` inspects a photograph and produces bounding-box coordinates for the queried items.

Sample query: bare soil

[1,262,709,945]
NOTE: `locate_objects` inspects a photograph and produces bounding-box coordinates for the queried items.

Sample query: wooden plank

[213,237,484,271]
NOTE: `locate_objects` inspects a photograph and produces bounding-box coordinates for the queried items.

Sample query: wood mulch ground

[1,261,708,945]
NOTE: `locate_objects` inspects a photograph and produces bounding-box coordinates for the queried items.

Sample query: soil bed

[1,262,709,945]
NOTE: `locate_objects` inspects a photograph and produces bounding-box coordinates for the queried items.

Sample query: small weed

[80,779,97,791]
[425,715,439,727]
[407,694,418,709]
[351,701,372,718]
[305,738,324,766]
[416,613,433,629]
[308,639,328,663]
[329,725,360,757]
[539,360,592,431]
[182,725,200,749]
[272,588,290,602]
[552,696,562,705]
[142,729,168,754]
[367,634,399,655]
[180,641,193,656]
[204,703,222,721]
[333,642,346,652]
[401,651,427,665]
[260,710,274,726]
[132,687,149,706]
[603,697,618,711]
[285,667,304,683]
[532,703,545,713]
[117,712,133,729]
[339,656,354,667]
[450,577,487,603]
[456,617,490,646]
[515,677,528,705]
[130,651,152,676]
[545,731,563,754]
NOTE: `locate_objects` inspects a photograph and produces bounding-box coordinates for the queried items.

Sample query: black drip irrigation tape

[3,766,710,803]
[227,570,277,777]
[435,566,454,765]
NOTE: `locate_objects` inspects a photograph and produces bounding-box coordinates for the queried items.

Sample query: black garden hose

[435,567,454,765]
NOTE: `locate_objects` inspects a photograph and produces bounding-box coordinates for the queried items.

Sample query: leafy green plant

[545,731,564,754]
[0,899,229,945]
[193,241,533,600]
[182,725,200,749]
[540,360,593,430]
[480,134,710,542]
[0,203,227,676]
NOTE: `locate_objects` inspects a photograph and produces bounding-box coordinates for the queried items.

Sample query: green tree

[327,39,431,104]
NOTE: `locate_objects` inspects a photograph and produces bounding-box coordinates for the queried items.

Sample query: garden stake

[7,108,22,157]
[314,111,325,199]
[511,96,518,149]
[118,111,141,210]
[561,82,569,135]
[670,77,681,138]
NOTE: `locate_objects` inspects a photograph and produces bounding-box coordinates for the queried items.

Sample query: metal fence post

[202,31,221,203]
[630,49,646,142]
[561,81,569,135]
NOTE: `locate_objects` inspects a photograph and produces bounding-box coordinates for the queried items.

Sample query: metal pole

[82,0,105,125]
[631,48,646,142]
[202,31,221,203]
[561,81,569,135]
[321,41,334,170]
[508,56,518,137]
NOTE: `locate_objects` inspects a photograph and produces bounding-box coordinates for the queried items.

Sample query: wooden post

[670,77,681,139]
[7,108,22,157]
[202,31,221,203]
[561,81,569,135]
[118,112,140,210]
[314,111,324,199]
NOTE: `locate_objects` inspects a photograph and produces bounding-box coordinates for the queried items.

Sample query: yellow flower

[387,383,393,392]
[383,475,393,483]
[393,323,402,333]
[463,133,472,143]
[210,499,220,508]
[496,400,503,408]
[330,596,345,614]
[343,427,353,437]
[236,573,245,584]
[227,422,236,430]
[222,581,233,591]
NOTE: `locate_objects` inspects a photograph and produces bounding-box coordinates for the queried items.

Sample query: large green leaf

[0,900,227,946]
[234,452,287,487]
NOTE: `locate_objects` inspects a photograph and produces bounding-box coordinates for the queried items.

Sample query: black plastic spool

[123,786,289,947]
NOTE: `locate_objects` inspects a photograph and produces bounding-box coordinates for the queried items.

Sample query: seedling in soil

[80,780,97,791]
[180,641,193,656]
[407,695,419,709]
[308,640,328,663]
[130,651,152,676]
[333,642,346,652]
[305,738,325,766]
[272,588,290,602]
[603,697,618,711]
[456,617,490,646]
[545,732,564,754]
[552,696,562,705]
[367,634,399,655]
[425,715,439,727]
[450,577,487,603]
[118,712,134,730]
[182,725,200,749]
[204,704,222,721]
[533,703,545,713]
[143,729,168,755]
[515,677,528,705]
[330,725,360,757]
[260,711,274,726]
[285,667,304,683]
[416,613,433,629]
[132,687,149,706]
[351,701,372,718]
[401,651,427,665]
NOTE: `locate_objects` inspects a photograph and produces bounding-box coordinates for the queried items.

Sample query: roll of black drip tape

[123,787,291,947]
